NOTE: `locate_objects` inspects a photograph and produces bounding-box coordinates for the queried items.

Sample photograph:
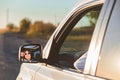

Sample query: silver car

[17,0,120,80]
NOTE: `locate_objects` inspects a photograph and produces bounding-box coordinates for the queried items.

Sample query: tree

[44,22,56,34]
[19,18,31,33]
[86,11,100,27]
[26,21,56,38]
[6,23,14,30]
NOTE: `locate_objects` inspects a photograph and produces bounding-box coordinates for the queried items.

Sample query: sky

[0,0,80,28]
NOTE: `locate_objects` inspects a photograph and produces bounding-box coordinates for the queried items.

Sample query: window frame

[43,1,104,65]
[47,4,103,68]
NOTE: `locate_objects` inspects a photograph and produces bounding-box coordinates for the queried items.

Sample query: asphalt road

[0,32,47,80]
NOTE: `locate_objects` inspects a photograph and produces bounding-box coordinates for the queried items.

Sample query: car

[16,0,120,80]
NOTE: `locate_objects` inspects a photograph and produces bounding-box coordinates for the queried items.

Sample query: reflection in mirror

[19,44,42,63]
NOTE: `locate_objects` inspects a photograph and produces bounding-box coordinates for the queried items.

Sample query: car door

[34,0,106,80]
[94,0,120,79]
[16,63,41,80]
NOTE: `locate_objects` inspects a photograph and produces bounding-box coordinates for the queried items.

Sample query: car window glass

[58,8,102,70]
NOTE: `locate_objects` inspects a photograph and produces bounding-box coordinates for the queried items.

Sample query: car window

[58,6,102,70]
[96,0,120,80]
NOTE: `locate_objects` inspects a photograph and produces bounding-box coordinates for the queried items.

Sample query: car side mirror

[18,44,43,63]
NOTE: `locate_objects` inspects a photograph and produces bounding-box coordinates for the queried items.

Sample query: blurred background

[0,0,80,80]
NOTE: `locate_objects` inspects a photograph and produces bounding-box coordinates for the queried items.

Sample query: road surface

[0,32,46,80]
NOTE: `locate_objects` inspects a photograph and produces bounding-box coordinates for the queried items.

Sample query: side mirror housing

[18,44,43,63]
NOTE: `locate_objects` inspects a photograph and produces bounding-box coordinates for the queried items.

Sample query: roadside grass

[0,28,20,34]
[0,28,8,34]
[60,35,92,52]
[66,35,92,41]
[26,32,52,40]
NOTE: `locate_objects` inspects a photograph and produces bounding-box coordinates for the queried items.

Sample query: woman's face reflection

[24,50,31,60]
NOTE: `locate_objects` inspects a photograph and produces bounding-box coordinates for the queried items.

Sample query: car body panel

[17,63,41,80]
[35,64,106,80]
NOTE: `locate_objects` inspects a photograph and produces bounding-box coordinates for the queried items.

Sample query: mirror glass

[19,44,42,63]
